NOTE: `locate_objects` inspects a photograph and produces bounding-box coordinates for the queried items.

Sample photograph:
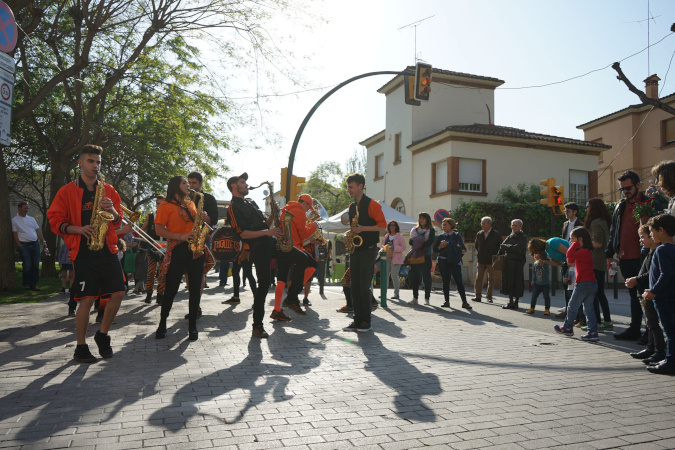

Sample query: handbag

[492,254,505,271]
[385,244,394,258]
[408,255,425,265]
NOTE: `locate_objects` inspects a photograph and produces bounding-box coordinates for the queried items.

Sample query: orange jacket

[47,179,123,261]
[280,201,317,250]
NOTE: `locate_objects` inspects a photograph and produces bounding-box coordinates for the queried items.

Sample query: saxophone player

[188,172,218,293]
[47,145,126,363]
[273,194,319,320]
[342,173,387,333]
[153,176,206,341]
[227,173,282,338]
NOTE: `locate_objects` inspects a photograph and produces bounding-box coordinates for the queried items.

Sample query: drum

[211,227,242,263]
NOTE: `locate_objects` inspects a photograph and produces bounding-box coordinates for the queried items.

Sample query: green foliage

[303,162,351,215]
[495,183,542,204]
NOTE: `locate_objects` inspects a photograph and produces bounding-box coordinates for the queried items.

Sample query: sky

[206,0,675,204]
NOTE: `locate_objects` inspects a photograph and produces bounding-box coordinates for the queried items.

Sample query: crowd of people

[12,143,673,375]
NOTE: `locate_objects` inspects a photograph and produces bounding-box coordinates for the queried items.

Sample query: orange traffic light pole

[285,70,415,202]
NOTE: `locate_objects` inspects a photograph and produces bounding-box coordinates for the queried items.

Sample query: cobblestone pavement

[1,276,674,449]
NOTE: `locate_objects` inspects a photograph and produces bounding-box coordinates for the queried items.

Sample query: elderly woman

[499,219,527,310]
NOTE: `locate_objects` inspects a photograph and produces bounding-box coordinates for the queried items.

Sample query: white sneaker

[409,298,418,305]
[424,299,430,305]
[557,307,567,313]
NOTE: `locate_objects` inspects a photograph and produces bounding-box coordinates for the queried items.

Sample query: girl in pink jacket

[382,220,406,299]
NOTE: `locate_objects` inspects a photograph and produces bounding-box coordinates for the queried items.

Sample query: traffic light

[404,75,421,106]
[414,62,432,101]
[290,175,305,199]
[540,178,555,207]
[552,186,564,215]
[280,167,288,197]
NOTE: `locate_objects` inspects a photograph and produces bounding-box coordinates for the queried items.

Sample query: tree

[303,162,351,215]
[344,148,367,177]
[0,0,314,289]
[612,62,675,116]
[494,182,542,204]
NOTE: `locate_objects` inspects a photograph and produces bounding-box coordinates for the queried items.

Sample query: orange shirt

[155,200,197,235]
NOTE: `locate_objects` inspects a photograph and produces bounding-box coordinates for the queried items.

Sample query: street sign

[434,209,450,225]
[0,1,17,53]
[0,51,14,74]
[0,69,13,146]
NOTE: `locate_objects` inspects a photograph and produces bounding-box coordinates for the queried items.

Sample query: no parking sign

[0,1,17,53]
[434,209,450,225]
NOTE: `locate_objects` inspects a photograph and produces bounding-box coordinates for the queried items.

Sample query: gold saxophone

[249,181,294,252]
[304,202,326,246]
[343,206,363,254]
[87,172,115,251]
[188,188,213,256]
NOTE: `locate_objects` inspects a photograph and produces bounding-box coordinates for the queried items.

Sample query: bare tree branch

[612,61,675,116]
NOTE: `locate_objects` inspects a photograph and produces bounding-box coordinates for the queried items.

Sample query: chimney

[644,74,661,99]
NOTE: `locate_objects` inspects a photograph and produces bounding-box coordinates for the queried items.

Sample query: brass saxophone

[343,206,363,254]
[188,188,213,255]
[87,172,115,251]
[304,203,326,246]
[249,181,294,252]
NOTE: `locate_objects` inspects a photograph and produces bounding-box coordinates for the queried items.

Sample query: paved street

[1,273,675,449]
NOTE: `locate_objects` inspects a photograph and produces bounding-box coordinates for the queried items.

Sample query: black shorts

[73,255,126,301]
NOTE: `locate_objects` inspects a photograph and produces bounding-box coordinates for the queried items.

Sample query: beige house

[361,67,609,217]
[577,75,675,202]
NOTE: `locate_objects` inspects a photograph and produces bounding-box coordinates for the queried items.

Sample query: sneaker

[60,287,66,294]
[462,302,472,310]
[471,297,482,302]
[282,298,289,307]
[557,307,567,313]
[391,295,400,300]
[555,311,567,319]
[222,297,240,304]
[526,308,535,314]
[303,298,312,306]
[145,291,153,304]
[287,302,307,315]
[574,321,586,328]
[601,322,613,331]
[424,299,430,305]
[581,332,600,342]
[73,344,97,363]
[554,325,574,337]
[441,302,450,308]
[68,307,76,316]
[336,306,353,313]
[252,325,269,338]
[409,298,418,305]
[184,309,202,319]
[486,297,493,303]
[544,309,550,316]
[342,321,358,332]
[270,309,292,322]
[356,321,372,332]
[94,331,113,358]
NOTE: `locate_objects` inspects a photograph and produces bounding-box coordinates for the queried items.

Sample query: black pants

[161,242,204,330]
[350,245,378,325]
[410,255,432,300]
[232,259,256,298]
[619,258,643,331]
[277,246,316,302]
[248,239,275,327]
[438,258,466,303]
[316,258,326,293]
[644,298,666,354]
[592,269,611,323]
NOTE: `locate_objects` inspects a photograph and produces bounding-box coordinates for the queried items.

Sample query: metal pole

[380,257,387,307]
[285,70,415,202]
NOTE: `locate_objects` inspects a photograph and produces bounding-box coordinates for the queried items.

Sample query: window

[434,159,447,194]
[391,198,405,214]
[664,117,675,146]
[458,158,482,192]
[569,170,588,205]
[375,154,384,179]
[394,133,401,163]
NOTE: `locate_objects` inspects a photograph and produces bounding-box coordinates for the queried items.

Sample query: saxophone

[188,188,213,256]
[249,181,294,252]
[343,206,363,254]
[304,206,326,246]
[87,172,115,251]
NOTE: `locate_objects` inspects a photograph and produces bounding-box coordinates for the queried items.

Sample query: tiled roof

[410,124,611,149]
[577,92,675,129]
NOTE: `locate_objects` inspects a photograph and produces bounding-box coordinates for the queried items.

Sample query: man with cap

[272,193,319,320]
[226,173,282,338]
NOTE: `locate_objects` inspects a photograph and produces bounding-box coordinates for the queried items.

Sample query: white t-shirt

[11,214,39,242]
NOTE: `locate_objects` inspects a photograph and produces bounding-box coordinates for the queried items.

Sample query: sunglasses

[620,185,635,192]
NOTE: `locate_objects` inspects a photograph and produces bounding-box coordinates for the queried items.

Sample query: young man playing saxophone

[47,145,126,363]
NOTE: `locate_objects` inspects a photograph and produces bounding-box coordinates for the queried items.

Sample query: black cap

[227,172,248,192]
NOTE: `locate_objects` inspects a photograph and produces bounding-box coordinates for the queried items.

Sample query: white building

[361,67,610,216]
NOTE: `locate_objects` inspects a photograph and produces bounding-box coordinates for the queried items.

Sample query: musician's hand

[201,212,209,223]
[182,231,196,241]
[73,225,95,238]
[101,197,115,213]
[351,225,363,234]
[118,223,133,234]
[268,227,283,238]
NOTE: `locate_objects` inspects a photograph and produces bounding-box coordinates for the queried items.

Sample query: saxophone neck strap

[169,199,196,223]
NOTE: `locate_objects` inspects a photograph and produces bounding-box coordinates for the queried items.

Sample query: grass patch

[0,264,64,304]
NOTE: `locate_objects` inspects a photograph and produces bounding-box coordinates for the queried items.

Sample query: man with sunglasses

[607,170,662,341]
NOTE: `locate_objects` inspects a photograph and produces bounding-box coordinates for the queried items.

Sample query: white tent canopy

[320,201,418,233]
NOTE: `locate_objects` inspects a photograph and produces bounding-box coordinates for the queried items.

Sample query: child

[57,243,74,295]
[642,214,675,375]
[554,227,599,341]
[527,240,551,315]
[626,224,665,365]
